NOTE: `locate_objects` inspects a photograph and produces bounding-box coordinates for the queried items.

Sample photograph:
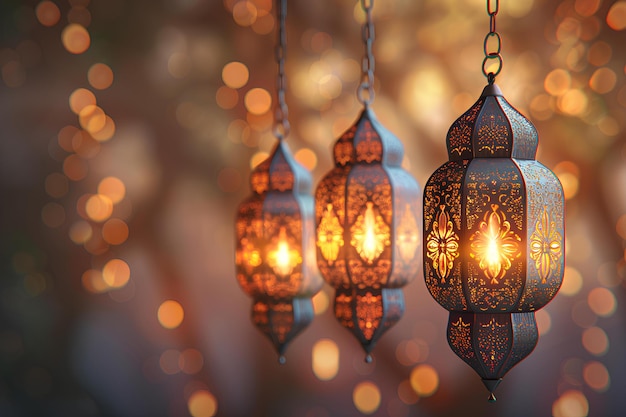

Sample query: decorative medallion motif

[356,291,383,341]
[317,204,344,263]
[470,204,521,284]
[529,208,562,283]
[426,205,460,282]
[350,202,390,263]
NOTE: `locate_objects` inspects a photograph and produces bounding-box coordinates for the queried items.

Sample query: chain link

[273,0,290,140]
[482,0,502,83]
[357,0,375,106]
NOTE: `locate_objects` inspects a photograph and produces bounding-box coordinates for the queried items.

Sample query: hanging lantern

[423,1,564,401]
[315,0,421,361]
[234,0,322,363]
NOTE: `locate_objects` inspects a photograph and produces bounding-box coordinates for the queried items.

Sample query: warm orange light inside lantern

[351,202,390,264]
[267,227,302,276]
[470,205,521,285]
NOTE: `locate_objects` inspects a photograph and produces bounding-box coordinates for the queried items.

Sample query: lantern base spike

[278,355,286,365]
[481,378,502,402]
[364,354,373,363]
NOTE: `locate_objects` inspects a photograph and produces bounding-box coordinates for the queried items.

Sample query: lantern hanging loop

[273,0,290,140]
[482,0,502,84]
[357,0,375,106]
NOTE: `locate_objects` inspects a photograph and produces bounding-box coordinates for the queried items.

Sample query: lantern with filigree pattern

[423,83,565,400]
[316,107,421,361]
[236,141,322,363]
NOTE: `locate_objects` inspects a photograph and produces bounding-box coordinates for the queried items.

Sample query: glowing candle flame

[362,203,378,262]
[267,227,301,276]
[351,202,390,263]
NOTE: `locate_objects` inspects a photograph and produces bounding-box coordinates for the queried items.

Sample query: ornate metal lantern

[316,108,421,361]
[234,0,323,363]
[423,1,565,398]
[423,80,565,400]
[315,0,421,362]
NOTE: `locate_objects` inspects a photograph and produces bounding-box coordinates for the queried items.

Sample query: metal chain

[273,0,290,140]
[357,0,375,106]
[482,0,502,84]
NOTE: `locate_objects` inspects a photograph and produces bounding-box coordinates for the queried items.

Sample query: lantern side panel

[473,96,513,159]
[497,97,538,160]
[515,160,565,311]
[345,164,393,289]
[386,165,422,287]
[423,161,467,311]
[474,313,514,380]
[500,311,538,376]
[252,297,315,357]
[465,159,525,312]
[235,194,266,296]
[447,98,484,161]
[315,167,350,289]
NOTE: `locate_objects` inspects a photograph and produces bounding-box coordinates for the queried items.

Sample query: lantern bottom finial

[482,378,502,403]
[364,354,372,363]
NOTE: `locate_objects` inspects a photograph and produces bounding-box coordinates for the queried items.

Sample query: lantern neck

[480,83,503,98]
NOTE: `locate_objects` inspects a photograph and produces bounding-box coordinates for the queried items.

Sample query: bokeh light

[410,364,439,397]
[81,269,108,293]
[88,63,114,90]
[312,339,339,381]
[158,300,184,329]
[187,390,218,417]
[553,161,580,200]
[222,62,249,89]
[311,290,329,315]
[69,221,93,244]
[179,348,204,374]
[160,349,181,375]
[244,88,272,115]
[98,177,126,204]
[63,155,88,181]
[69,88,96,114]
[536,309,552,336]
[560,266,584,296]
[589,67,617,94]
[583,361,610,392]
[587,287,617,317]
[397,380,419,405]
[216,86,239,110]
[79,105,107,134]
[232,1,258,27]
[606,2,626,31]
[352,381,381,415]
[91,116,116,141]
[294,148,317,171]
[101,218,129,245]
[102,259,130,288]
[581,326,609,356]
[61,24,91,54]
[36,1,61,27]
[552,390,589,417]
[85,194,114,222]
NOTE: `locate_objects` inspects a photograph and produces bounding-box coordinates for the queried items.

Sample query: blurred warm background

[1,0,625,416]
